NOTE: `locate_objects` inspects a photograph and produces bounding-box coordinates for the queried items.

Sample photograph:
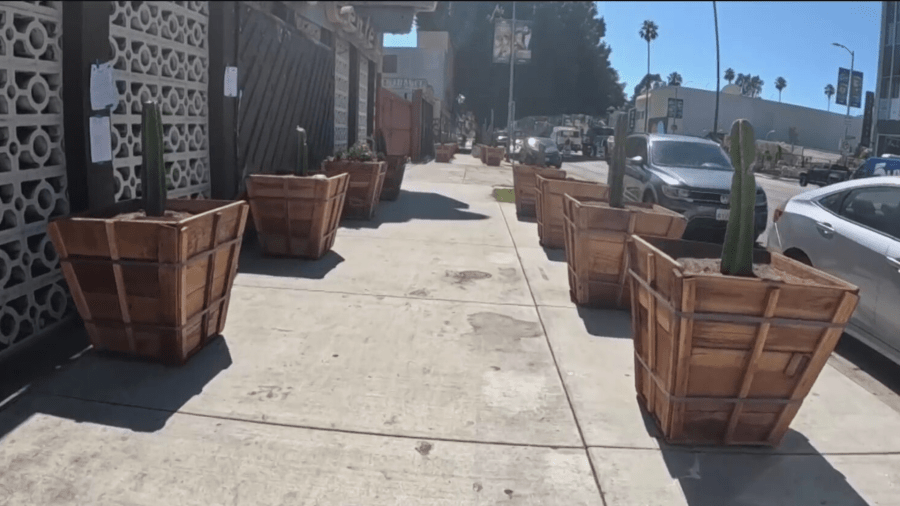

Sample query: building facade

[382,30,455,142]
[876,1,900,156]
[633,85,865,153]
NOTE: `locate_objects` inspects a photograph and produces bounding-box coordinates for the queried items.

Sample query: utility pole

[713,1,720,143]
[507,1,517,156]
[833,42,855,162]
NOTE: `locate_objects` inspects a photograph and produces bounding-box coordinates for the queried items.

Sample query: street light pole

[508,2,516,156]
[833,42,854,160]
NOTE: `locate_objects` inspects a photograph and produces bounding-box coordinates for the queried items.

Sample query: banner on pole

[861,91,875,148]
[835,67,850,106]
[849,70,864,109]
[493,19,532,64]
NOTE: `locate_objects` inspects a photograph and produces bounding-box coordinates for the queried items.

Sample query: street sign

[849,70,863,109]
[836,67,850,106]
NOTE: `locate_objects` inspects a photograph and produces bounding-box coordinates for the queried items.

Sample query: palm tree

[639,20,659,132]
[735,73,749,95]
[667,72,683,86]
[724,67,735,84]
[749,75,764,98]
[775,77,787,102]
[824,84,836,111]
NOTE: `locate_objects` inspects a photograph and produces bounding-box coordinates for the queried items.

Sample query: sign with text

[382,77,428,90]
[849,70,864,109]
[861,91,875,148]
[493,19,532,64]
[835,67,850,106]
[667,98,683,118]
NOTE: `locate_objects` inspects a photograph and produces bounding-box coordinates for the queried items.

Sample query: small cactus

[140,101,167,217]
[296,127,309,176]
[720,119,757,277]
[607,111,628,208]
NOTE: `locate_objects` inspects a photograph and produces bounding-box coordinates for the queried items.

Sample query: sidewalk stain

[466,312,542,339]
[415,441,433,456]
[445,270,492,285]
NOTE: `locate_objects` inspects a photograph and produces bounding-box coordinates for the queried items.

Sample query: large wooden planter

[563,196,686,309]
[484,146,505,166]
[435,143,454,163]
[380,155,409,201]
[535,175,609,249]
[47,199,249,365]
[472,144,483,160]
[246,173,349,259]
[513,164,566,218]
[323,160,387,221]
[628,236,860,446]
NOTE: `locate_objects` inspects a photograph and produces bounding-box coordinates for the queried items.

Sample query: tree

[724,67,735,84]
[713,2,720,142]
[775,77,787,102]
[748,75,764,98]
[667,72,683,86]
[825,84,836,111]
[633,73,663,100]
[735,73,749,95]
[416,2,627,127]
[639,19,659,132]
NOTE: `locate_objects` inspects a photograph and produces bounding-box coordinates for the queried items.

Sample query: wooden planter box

[484,146,505,166]
[323,160,387,221]
[628,236,860,447]
[47,199,249,365]
[472,144,483,160]
[435,144,454,163]
[535,175,609,249]
[246,173,349,259]
[563,196,686,309]
[512,164,567,218]
[380,155,409,201]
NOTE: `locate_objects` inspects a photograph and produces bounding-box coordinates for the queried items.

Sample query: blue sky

[385,1,882,114]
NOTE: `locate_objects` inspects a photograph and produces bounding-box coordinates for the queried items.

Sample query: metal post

[844,51,854,160]
[507,1,516,155]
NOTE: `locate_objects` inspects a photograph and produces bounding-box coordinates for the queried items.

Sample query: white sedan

[767,177,900,365]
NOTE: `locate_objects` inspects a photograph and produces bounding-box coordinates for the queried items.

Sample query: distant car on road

[551,127,582,155]
[583,126,614,159]
[767,177,900,366]
[515,137,562,169]
[799,164,851,187]
[622,133,769,244]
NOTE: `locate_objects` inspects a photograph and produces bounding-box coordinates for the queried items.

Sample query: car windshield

[650,140,732,170]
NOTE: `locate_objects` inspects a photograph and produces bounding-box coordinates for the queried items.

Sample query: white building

[633,84,864,153]
[382,31,456,141]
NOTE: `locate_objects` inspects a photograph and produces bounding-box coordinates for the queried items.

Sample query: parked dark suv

[623,133,769,243]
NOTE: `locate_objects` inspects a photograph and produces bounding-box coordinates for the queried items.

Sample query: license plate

[715,209,730,221]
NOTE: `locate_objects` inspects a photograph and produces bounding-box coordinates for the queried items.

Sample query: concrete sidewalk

[1,158,899,505]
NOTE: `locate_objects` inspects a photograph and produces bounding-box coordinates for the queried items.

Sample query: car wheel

[799,174,808,187]
[642,190,656,204]
[784,248,813,266]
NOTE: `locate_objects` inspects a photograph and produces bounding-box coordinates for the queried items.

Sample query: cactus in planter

[296,127,309,176]
[607,111,628,208]
[140,101,167,217]
[720,119,757,277]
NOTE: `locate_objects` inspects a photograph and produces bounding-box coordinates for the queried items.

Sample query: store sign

[493,19,532,64]
[325,4,376,49]
[666,98,683,119]
[382,77,428,90]
[861,91,874,147]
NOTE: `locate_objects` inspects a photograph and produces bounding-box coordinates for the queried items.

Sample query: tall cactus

[140,101,167,217]
[296,127,309,176]
[720,119,757,277]
[607,111,628,208]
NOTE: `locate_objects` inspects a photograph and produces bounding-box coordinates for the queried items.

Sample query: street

[561,156,806,246]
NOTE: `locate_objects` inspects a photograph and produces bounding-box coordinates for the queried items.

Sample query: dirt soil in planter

[678,258,819,286]
[117,210,194,222]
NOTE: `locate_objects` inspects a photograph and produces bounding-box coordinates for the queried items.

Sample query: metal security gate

[236,4,335,175]
[0,1,73,354]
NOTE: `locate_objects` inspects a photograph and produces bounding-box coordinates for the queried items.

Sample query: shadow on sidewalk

[541,247,566,262]
[576,306,632,339]
[340,190,489,229]
[237,240,345,279]
[0,331,232,438]
[634,399,872,505]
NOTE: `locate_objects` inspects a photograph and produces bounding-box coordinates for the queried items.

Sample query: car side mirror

[629,155,644,166]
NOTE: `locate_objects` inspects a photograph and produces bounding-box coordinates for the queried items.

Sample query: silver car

[767,177,900,365]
